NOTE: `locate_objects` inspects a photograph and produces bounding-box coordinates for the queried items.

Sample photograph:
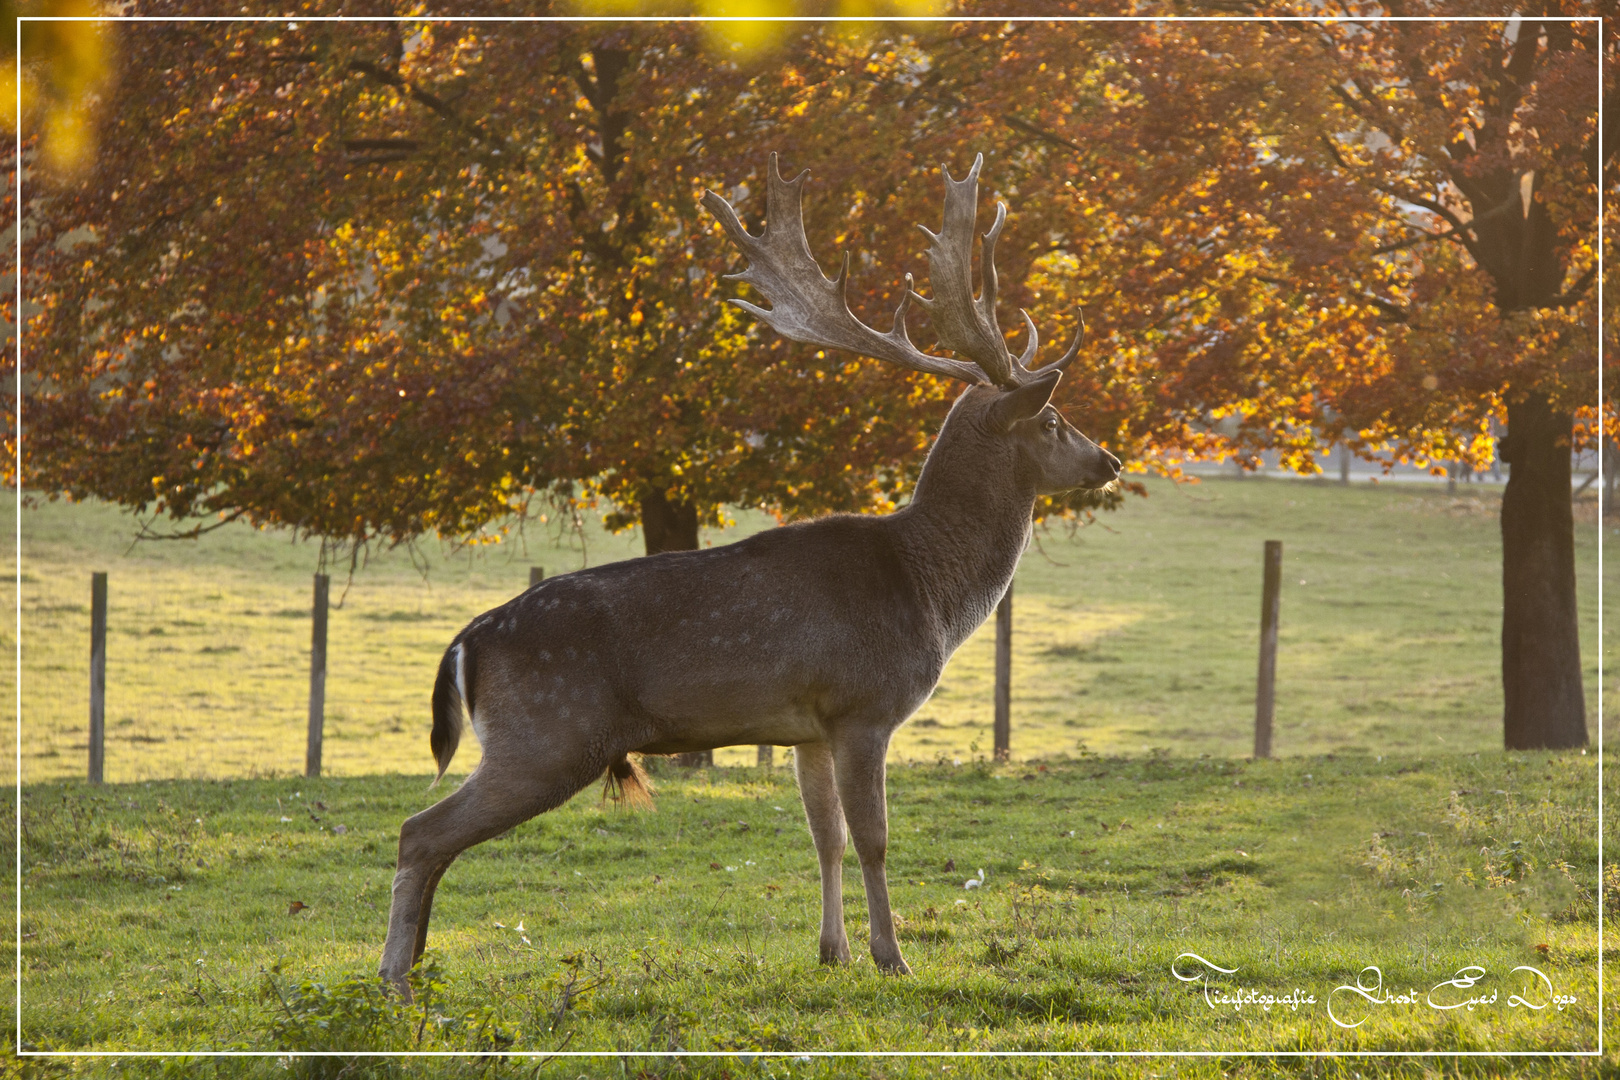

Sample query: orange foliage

[14,9,1609,546]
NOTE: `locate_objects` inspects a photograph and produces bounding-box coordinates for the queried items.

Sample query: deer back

[453,512,949,754]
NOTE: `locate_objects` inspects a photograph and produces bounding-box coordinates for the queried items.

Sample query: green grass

[6,476,1603,784]
[4,479,1610,1073]
[6,749,1608,1071]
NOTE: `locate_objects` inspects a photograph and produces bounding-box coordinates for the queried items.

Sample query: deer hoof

[877,956,913,976]
[819,941,852,965]
[380,971,415,1002]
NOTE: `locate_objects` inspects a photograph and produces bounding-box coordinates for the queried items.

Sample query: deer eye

[1042,417,1059,434]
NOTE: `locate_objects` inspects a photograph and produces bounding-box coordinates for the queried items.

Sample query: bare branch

[1363,293,1412,323]
[347,59,516,165]
[1546,265,1598,308]
[1000,113,1086,157]
[1372,225,1465,254]
[131,508,248,543]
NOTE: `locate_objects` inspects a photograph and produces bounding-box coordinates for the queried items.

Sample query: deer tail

[428,642,469,788]
[602,754,655,810]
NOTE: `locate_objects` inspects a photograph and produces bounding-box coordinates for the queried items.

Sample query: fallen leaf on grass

[287,901,308,916]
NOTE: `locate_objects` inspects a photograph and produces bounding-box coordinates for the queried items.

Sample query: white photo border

[10,9,1607,1060]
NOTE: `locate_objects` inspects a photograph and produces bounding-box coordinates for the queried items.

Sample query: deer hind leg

[379,760,580,998]
[794,741,851,964]
[832,731,910,975]
[410,862,451,965]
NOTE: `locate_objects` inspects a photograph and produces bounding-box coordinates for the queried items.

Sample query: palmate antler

[701,153,1083,389]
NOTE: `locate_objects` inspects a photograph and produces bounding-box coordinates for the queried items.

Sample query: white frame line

[10,11,1606,1062]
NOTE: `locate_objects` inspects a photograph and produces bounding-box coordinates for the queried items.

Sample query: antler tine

[1038,308,1086,375]
[701,153,987,387]
[1013,309,1040,370]
[913,155,1028,389]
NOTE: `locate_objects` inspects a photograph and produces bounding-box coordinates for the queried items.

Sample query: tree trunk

[1499,393,1588,750]
[640,490,711,767]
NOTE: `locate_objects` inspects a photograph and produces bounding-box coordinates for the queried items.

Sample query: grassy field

[5,476,1604,784]
[8,747,1609,1071]
[3,479,1612,1073]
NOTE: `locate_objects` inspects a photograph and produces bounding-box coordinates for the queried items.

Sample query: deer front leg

[794,742,852,964]
[832,732,911,975]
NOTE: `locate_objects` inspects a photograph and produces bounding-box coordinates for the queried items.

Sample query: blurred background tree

[18,15,967,556]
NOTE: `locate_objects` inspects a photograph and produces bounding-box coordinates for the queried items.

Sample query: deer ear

[988,369,1061,433]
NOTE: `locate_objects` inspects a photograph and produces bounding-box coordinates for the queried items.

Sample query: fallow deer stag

[378,154,1120,996]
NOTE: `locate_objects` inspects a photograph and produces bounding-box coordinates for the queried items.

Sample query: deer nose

[1100,447,1122,479]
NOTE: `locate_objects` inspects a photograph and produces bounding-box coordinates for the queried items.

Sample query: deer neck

[895,415,1035,649]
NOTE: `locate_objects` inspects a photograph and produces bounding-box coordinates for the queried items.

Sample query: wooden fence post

[1254,541,1282,759]
[306,573,329,778]
[89,572,107,784]
[994,583,1012,762]
[530,566,544,588]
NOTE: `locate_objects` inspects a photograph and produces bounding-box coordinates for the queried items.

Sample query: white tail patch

[454,642,468,703]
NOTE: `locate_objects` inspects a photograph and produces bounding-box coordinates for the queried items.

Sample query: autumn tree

[18,12,962,557]
[905,8,1602,750]
[21,9,1364,555]
[1266,7,1605,751]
